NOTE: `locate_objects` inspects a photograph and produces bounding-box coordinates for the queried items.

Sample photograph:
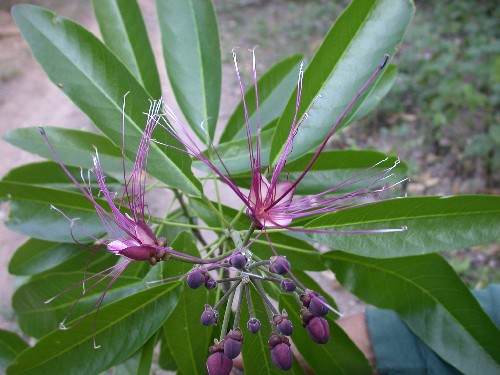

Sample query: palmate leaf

[307,195,500,257]
[157,0,221,140]
[323,251,500,374]
[12,4,201,196]
[93,0,161,98]
[270,0,414,165]
[7,283,181,375]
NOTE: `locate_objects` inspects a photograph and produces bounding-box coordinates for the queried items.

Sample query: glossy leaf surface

[0,330,29,374]
[7,283,181,375]
[308,195,500,257]
[323,251,500,375]
[13,272,142,338]
[270,0,414,164]
[280,295,371,375]
[241,285,305,374]
[3,127,127,174]
[221,54,303,142]
[93,0,161,97]
[231,150,406,195]
[162,232,213,375]
[12,4,201,196]
[157,0,221,140]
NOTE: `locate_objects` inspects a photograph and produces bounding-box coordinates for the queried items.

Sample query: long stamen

[269,54,390,210]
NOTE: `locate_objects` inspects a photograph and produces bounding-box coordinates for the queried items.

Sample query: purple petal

[135,221,157,246]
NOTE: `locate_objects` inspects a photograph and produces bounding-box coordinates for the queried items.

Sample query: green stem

[202,195,231,227]
[247,260,270,271]
[233,282,246,329]
[173,189,207,246]
[230,205,247,226]
[245,284,255,319]
[214,280,241,310]
[242,223,256,247]
[218,281,241,339]
[151,218,225,232]
[252,278,278,315]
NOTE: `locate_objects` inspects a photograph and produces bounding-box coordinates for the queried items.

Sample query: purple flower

[155,50,406,237]
[40,99,204,345]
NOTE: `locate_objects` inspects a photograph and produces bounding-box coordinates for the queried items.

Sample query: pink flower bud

[306,316,330,344]
[206,352,233,375]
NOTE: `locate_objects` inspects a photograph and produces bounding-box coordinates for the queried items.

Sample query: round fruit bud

[205,277,217,290]
[201,304,218,326]
[273,310,293,336]
[268,333,283,349]
[229,251,248,269]
[187,268,206,289]
[308,294,329,317]
[300,309,315,326]
[306,316,330,344]
[280,278,296,292]
[247,318,261,334]
[223,328,243,359]
[269,335,293,371]
[269,256,290,275]
[206,352,232,375]
[277,318,293,336]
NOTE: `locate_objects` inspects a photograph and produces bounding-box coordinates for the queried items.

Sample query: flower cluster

[189,249,332,373]
[42,49,404,371]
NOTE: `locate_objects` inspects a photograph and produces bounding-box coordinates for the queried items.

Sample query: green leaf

[7,283,181,375]
[113,331,158,375]
[280,295,371,375]
[13,271,142,338]
[158,331,177,372]
[9,238,93,276]
[240,285,305,374]
[270,0,414,165]
[12,4,201,196]
[220,54,303,142]
[291,271,338,311]
[1,161,122,195]
[308,195,500,257]
[0,180,106,242]
[157,0,221,140]
[0,330,29,374]
[322,251,500,375]
[162,231,213,375]
[232,150,406,195]
[93,0,161,98]
[193,126,274,175]
[163,287,211,374]
[162,231,202,279]
[3,127,128,174]
[348,64,398,123]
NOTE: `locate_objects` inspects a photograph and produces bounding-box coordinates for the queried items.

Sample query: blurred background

[0,0,498,332]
